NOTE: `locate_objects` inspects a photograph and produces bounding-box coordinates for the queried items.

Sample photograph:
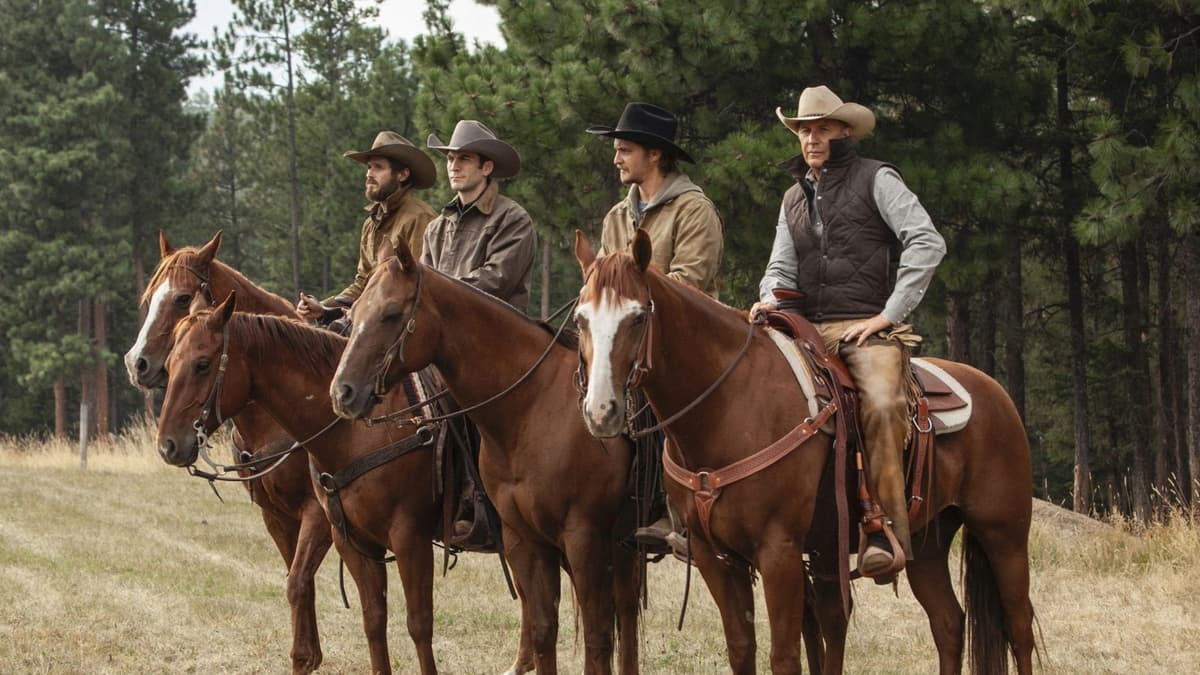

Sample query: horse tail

[963,529,1010,675]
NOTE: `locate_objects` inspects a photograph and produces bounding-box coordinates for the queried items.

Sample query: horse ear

[159,230,175,257]
[378,237,397,264]
[197,230,223,265]
[210,291,237,328]
[632,228,652,273]
[394,237,416,273]
[573,230,595,276]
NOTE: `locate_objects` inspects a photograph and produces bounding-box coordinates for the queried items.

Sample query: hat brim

[426,133,521,179]
[586,126,696,164]
[775,102,876,140]
[343,144,437,189]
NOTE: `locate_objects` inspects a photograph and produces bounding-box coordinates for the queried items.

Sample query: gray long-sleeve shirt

[758,167,946,324]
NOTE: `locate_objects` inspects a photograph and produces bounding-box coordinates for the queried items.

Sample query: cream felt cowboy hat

[343,131,437,189]
[776,85,876,140]
[426,120,521,179]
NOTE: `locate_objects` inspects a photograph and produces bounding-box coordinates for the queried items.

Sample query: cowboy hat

[776,85,876,140]
[586,102,695,164]
[426,120,521,179]
[343,131,437,189]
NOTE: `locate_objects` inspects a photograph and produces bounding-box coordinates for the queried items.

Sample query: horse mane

[177,310,345,375]
[423,264,579,349]
[143,246,295,316]
[585,252,750,322]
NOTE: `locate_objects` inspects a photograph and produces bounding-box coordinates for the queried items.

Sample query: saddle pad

[764,328,971,436]
[911,358,972,434]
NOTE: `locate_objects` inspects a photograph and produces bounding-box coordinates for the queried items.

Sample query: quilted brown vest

[780,139,900,321]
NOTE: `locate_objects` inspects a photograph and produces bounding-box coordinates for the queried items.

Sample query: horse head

[572,229,656,438]
[157,292,251,467]
[331,238,439,420]
[124,230,223,389]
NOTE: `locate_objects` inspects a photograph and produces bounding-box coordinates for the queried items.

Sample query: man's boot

[635,501,687,556]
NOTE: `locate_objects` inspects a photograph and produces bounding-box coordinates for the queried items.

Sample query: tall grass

[2,425,1198,673]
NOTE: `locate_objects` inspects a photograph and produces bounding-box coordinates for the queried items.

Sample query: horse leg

[691,537,756,674]
[905,517,965,675]
[808,559,851,675]
[334,533,392,674]
[283,501,333,675]
[391,522,437,675]
[968,522,1036,675]
[757,537,809,675]
[562,527,617,675]
[503,530,561,675]
[610,542,641,675]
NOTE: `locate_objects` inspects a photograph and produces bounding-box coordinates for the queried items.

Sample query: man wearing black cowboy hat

[588,102,724,299]
[297,131,437,326]
[421,119,536,310]
[587,103,725,557]
[422,120,536,549]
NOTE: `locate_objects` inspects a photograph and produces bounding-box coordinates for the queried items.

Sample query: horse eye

[194,360,210,375]
[174,294,193,308]
[381,311,402,324]
[631,312,647,326]
[575,315,588,329]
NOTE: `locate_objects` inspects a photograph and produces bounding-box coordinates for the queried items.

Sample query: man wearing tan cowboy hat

[422,119,536,549]
[587,102,725,557]
[421,119,536,310]
[749,85,946,578]
[296,130,437,326]
[588,103,724,299]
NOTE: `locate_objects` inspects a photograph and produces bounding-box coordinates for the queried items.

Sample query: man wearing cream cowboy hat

[296,130,438,326]
[750,85,946,578]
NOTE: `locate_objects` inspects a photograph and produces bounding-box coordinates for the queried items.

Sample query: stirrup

[857,522,906,581]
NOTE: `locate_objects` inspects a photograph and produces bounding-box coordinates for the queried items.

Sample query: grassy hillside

[1,424,1197,673]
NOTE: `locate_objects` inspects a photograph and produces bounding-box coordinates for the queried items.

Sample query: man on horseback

[587,102,725,556]
[296,131,438,330]
[422,120,537,547]
[749,85,946,577]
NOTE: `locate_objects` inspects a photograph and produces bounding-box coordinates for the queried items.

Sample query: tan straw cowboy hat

[776,85,876,140]
[426,120,521,179]
[343,131,437,189]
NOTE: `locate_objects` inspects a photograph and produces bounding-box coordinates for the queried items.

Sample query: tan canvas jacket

[330,186,437,304]
[599,170,724,299]
[420,180,536,311]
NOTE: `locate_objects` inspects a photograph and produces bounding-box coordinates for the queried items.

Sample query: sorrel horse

[329,240,643,675]
[124,231,332,674]
[156,295,445,674]
[573,230,1036,675]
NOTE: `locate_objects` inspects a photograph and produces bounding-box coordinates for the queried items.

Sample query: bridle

[575,278,755,440]
[372,262,425,399]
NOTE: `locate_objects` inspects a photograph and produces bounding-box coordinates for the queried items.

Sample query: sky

[185,0,504,96]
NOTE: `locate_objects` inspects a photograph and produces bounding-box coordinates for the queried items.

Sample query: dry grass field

[2,422,1198,673]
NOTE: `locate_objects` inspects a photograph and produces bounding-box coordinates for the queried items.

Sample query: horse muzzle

[581,397,625,439]
[125,351,167,390]
[329,380,378,420]
[158,433,198,467]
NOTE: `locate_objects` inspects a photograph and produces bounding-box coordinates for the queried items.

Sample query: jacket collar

[624,169,702,216]
[366,184,414,219]
[443,179,500,217]
[778,137,859,182]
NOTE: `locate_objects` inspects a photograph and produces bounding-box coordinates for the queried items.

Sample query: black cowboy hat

[343,131,437,189]
[586,102,695,164]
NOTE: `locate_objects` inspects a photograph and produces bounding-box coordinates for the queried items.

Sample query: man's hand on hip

[841,314,893,347]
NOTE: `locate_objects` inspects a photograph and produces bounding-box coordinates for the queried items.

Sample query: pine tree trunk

[93,300,109,437]
[1185,233,1200,504]
[541,236,551,320]
[1120,243,1152,522]
[283,0,304,298]
[945,291,970,364]
[54,376,66,439]
[1153,237,1175,498]
[1002,237,1025,420]
[976,281,996,376]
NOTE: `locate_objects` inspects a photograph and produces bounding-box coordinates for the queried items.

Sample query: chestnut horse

[329,241,642,675]
[573,230,1036,675]
[123,231,332,674]
[156,294,447,674]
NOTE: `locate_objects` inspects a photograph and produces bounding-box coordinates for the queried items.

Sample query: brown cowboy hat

[586,102,695,163]
[776,85,876,140]
[426,120,521,179]
[343,131,437,189]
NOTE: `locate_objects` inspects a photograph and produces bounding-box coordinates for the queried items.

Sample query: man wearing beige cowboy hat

[421,119,536,549]
[587,102,725,557]
[296,130,437,325]
[749,85,946,578]
[421,119,536,310]
[588,102,724,299]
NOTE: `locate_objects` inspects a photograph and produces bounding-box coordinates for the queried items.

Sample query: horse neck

[424,270,571,435]
[211,261,298,318]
